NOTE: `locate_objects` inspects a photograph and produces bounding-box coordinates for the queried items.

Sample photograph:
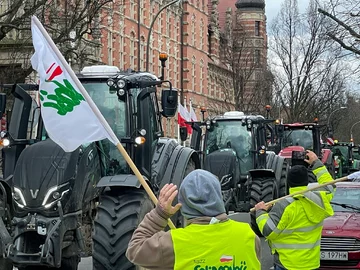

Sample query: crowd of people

[125,150,340,270]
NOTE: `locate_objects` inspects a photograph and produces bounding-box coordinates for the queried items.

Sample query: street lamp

[327,106,347,137]
[350,120,360,145]
[145,0,181,72]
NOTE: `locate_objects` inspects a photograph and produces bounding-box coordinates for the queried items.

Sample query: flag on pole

[178,102,192,134]
[326,137,334,146]
[189,105,197,122]
[30,16,118,152]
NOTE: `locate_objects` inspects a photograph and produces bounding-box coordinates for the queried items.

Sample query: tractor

[0,58,200,270]
[331,140,360,177]
[273,122,335,181]
[189,111,288,236]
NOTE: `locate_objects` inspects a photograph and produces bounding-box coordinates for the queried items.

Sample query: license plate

[321,251,348,261]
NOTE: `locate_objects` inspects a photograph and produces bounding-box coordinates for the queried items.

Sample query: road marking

[270,267,274,269]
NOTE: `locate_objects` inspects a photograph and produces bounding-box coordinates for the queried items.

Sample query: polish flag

[189,105,197,122]
[178,103,192,134]
[326,137,334,146]
[220,255,233,263]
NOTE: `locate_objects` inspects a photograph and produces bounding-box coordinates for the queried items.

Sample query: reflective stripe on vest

[171,219,261,270]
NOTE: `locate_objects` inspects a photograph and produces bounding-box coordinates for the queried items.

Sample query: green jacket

[256,160,335,270]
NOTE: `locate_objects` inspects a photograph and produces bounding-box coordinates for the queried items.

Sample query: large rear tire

[92,189,153,270]
[249,178,276,237]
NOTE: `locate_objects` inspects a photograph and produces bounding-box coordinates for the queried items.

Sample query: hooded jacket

[256,159,335,270]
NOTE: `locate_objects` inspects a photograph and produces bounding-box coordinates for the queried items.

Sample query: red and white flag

[189,105,197,122]
[326,137,334,146]
[178,103,192,134]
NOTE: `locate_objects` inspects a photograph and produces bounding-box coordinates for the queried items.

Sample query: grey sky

[265,0,310,27]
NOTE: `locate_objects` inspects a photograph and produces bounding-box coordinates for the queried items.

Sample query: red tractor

[274,122,335,181]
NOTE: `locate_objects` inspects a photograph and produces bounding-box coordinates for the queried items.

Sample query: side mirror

[0,93,6,117]
[190,123,202,151]
[179,126,188,141]
[161,89,177,117]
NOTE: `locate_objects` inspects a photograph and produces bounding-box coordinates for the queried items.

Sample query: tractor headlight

[13,187,26,208]
[42,183,70,209]
[107,78,115,87]
[117,89,125,96]
[0,138,10,147]
[117,79,126,89]
[135,136,146,145]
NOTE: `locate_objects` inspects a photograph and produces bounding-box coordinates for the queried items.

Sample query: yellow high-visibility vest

[170,219,261,270]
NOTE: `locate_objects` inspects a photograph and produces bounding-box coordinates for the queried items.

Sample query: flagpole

[177,93,181,144]
[184,96,187,147]
[189,98,192,143]
[31,16,176,229]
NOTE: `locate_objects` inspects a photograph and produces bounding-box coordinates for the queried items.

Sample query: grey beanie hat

[178,169,226,219]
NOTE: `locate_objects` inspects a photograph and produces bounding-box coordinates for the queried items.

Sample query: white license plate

[321,251,348,261]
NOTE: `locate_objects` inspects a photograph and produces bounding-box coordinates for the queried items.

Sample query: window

[173,57,178,88]
[254,49,261,66]
[130,0,135,19]
[200,59,204,93]
[119,35,124,69]
[192,57,196,91]
[149,39,154,72]
[130,32,136,69]
[255,21,260,36]
[200,19,204,50]
[166,12,171,38]
[191,14,196,46]
[107,31,112,65]
[140,36,146,70]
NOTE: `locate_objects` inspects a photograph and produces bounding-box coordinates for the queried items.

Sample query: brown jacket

[126,205,262,270]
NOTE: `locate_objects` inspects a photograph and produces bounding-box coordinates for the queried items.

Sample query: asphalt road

[75,212,274,270]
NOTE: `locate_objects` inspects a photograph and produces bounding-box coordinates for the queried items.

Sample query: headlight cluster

[42,183,70,209]
[12,183,70,209]
[0,131,10,147]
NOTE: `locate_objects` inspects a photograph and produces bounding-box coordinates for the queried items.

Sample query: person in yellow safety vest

[254,150,335,270]
[126,169,261,270]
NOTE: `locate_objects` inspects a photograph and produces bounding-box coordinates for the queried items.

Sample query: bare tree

[0,0,111,84]
[217,18,271,115]
[318,0,360,57]
[270,0,347,123]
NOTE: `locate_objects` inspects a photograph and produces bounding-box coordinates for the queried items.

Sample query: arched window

[192,56,196,91]
[191,14,196,46]
[107,31,112,65]
[200,19,204,50]
[140,36,145,70]
[200,59,204,93]
[130,32,136,69]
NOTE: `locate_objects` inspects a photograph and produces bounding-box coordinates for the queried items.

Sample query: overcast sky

[265,0,310,27]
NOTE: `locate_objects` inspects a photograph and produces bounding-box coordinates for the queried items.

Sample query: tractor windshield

[205,120,252,173]
[283,129,313,150]
[82,81,128,176]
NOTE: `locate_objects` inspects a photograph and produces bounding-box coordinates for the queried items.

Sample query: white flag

[189,105,197,122]
[30,16,118,152]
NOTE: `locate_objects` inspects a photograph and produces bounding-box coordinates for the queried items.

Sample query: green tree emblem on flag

[39,63,85,116]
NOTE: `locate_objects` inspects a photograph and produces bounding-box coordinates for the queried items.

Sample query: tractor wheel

[0,258,12,270]
[249,178,276,237]
[92,189,153,270]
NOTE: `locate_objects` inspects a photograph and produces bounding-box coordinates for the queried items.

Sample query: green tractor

[189,111,288,236]
[0,59,200,270]
[332,141,360,177]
